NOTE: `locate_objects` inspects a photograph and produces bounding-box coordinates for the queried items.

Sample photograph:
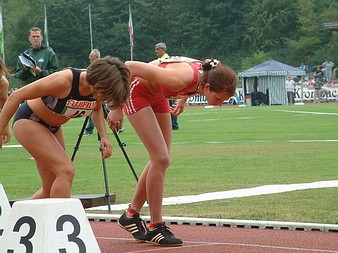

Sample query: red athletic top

[124,57,203,115]
[157,57,203,99]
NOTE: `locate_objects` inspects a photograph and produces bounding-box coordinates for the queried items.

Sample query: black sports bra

[41,68,97,118]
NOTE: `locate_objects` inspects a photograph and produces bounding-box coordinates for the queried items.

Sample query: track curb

[87,213,338,233]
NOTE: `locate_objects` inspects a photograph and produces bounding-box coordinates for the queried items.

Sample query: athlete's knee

[153,154,170,170]
[57,163,75,181]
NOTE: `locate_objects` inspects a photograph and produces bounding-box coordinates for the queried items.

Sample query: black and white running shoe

[117,211,147,241]
[146,223,183,246]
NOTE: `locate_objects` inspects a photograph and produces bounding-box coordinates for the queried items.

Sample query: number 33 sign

[0,198,101,253]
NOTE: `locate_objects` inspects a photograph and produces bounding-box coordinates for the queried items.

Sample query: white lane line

[88,180,338,211]
[273,109,338,116]
[95,237,338,253]
[3,139,338,148]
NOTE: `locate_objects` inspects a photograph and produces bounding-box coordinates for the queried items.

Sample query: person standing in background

[84,48,101,136]
[285,75,295,105]
[15,27,59,85]
[155,42,179,130]
[314,66,324,82]
[322,59,335,82]
[0,57,11,144]
[313,77,324,103]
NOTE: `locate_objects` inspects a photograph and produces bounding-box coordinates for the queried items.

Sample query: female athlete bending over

[0,56,130,199]
[107,56,238,246]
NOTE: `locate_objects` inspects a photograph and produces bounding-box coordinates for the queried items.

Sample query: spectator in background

[15,27,59,85]
[326,78,335,86]
[306,76,315,88]
[299,62,306,71]
[322,59,335,82]
[84,49,101,136]
[155,42,169,59]
[155,42,179,130]
[334,67,338,80]
[313,77,324,103]
[0,57,11,144]
[285,76,295,105]
[314,66,324,82]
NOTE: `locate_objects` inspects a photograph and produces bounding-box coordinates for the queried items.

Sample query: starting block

[0,198,101,253]
[0,184,11,237]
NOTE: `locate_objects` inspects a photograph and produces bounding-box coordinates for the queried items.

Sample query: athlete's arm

[91,102,112,159]
[0,70,71,147]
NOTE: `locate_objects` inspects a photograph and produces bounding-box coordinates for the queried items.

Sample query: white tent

[238,59,306,105]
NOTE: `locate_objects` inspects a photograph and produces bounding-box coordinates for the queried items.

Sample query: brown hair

[0,57,12,76]
[86,56,130,110]
[201,60,238,96]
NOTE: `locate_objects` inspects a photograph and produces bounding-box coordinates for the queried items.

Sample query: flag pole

[44,4,49,47]
[0,6,5,62]
[128,4,134,61]
[89,4,93,51]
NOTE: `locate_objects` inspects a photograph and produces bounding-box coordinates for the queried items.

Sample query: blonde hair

[86,56,130,110]
[29,27,42,35]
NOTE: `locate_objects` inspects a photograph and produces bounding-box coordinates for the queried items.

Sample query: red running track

[91,221,338,253]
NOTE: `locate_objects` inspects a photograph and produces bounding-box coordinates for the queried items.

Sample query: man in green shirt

[15,27,59,85]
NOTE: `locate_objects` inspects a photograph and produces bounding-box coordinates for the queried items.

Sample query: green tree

[1,0,337,89]
[284,0,322,65]
[242,0,296,53]
[240,51,271,71]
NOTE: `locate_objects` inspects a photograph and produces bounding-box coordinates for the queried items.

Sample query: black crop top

[41,68,97,118]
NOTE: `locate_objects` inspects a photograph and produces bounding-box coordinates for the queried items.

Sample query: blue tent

[238,59,306,105]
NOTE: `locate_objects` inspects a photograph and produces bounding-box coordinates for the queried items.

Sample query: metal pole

[89,4,93,51]
[300,76,304,103]
[113,131,139,182]
[97,131,111,212]
[0,6,5,63]
[72,115,112,211]
[102,105,138,182]
[71,116,90,161]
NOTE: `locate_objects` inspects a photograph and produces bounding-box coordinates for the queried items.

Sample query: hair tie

[209,59,221,68]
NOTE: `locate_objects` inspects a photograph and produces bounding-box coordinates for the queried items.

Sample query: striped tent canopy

[239,60,306,105]
[323,22,338,31]
[238,59,306,77]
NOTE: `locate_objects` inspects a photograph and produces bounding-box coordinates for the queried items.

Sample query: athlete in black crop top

[13,68,97,133]
[0,56,130,199]
[41,68,97,117]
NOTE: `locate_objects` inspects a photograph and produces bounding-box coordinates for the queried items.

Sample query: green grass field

[1,103,338,224]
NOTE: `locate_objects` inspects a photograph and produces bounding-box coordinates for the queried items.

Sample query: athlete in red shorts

[108,56,238,246]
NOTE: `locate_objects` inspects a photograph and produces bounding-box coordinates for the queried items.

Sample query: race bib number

[62,108,93,118]
[61,99,97,118]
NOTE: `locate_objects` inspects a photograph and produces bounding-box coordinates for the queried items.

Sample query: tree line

[1,0,337,88]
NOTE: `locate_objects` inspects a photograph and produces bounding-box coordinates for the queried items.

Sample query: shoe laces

[157,224,174,237]
[134,215,147,232]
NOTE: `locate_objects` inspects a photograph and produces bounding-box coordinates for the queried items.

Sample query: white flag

[0,6,4,58]
[44,4,49,47]
[128,5,134,61]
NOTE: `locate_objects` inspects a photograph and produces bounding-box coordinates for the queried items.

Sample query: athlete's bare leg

[127,107,172,224]
[13,119,74,198]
